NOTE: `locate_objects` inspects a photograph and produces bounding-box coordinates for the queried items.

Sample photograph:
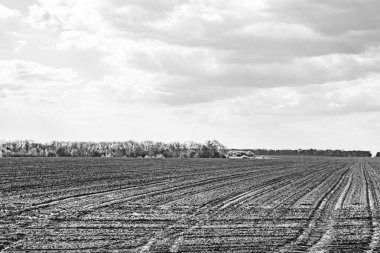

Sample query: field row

[1,157,380,252]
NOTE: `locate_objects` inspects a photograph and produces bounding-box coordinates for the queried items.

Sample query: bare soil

[1,157,380,252]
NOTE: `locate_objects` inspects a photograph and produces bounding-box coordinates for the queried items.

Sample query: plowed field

[1,157,380,252]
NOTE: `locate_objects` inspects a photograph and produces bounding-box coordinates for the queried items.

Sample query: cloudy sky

[1,0,379,153]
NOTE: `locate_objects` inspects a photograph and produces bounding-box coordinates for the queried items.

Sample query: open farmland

[1,157,380,252]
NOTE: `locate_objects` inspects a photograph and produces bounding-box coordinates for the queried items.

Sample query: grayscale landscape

[2,157,380,252]
[1,0,380,252]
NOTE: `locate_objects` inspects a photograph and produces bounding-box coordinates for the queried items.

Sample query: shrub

[57,147,71,157]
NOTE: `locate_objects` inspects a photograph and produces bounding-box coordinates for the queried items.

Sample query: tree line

[0,140,373,158]
[0,140,227,158]
[232,149,372,157]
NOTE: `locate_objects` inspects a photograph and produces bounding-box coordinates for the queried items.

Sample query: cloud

[26,0,104,30]
[0,4,21,19]
[36,0,380,110]
[0,59,78,84]
[228,75,380,116]
[144,46,380,106]
[10,1,380,115]
[99,0,369,59]
[14,40,27,52]
[268,0,380,35]
[0,60,80,106]
[82,72,158,105]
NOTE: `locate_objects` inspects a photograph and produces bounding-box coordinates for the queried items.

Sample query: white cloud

[0,60,80,106]
[0,59,77,84]
[225,76,380,117]
[0,4,20,19]
[18,0,380,108]
[268,0,380,35]
[26,0,104,30]
[14,40,27,52]
[55,30,98,50]
[43,0,380,106]
[82,72,158,105]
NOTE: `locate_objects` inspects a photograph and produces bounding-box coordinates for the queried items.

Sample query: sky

[0,0,379,153]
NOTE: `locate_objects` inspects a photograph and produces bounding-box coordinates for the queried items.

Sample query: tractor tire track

[4,158,367,252]
[364,162,380,253]
[77,169,293,213]
[3,168,282,251]
[307,166,355,252]
[4,165,302,252]
[271,164,349,211]
[133,170,307,252]
[136,163,332,252]
[215,163,335,212]
[4,169,274,218]
[276,165,352,252]
[84,163,310,214]
[362,163,374,252]
[161,163,339,252]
